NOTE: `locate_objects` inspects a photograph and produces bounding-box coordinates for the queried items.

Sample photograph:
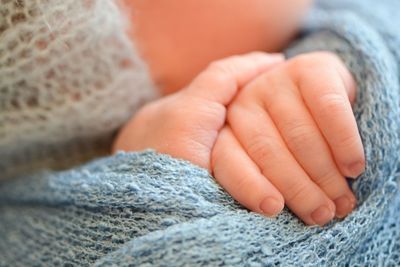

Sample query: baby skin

[114,0,365,226]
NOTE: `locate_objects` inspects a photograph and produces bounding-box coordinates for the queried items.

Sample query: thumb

[183,52,284,106]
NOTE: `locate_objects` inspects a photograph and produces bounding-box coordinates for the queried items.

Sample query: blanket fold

[1,0,399,266]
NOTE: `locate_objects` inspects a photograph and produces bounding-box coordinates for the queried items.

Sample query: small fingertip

[310,205,335,226]
[260,197,284,217]
[334,194,357,219]
[345,160,366,179]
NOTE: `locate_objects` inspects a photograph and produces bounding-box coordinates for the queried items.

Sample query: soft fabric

[1,0,400,266]
[0,0,157,179]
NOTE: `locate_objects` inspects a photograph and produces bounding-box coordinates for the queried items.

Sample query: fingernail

[260,197,284,217]
[334,195,356,218]
[346,161,365,179]
[311,206,335,226]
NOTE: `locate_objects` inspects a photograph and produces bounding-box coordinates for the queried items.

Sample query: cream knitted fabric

[0,0,158,179]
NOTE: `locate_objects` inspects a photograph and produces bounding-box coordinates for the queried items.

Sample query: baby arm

[212,52,365,225]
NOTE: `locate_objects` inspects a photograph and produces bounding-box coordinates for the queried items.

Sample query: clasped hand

[113,52,365,226]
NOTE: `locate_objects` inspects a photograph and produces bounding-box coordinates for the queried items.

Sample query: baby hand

[113,52,283,170]
[212,52,365,225]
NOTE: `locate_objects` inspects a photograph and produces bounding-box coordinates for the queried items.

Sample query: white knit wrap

[0,0,157,179]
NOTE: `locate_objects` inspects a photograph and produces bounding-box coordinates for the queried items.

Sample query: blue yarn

[1,0,399,266]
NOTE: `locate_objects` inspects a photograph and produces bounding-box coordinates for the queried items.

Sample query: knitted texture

[0,0,157,179]
[0,0,400,266]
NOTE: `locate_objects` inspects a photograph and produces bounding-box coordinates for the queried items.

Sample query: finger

[228,102,336,226]
[293,63,365,179]
[338,63,357,106]
[184,52,284,105]
[211,126,284,217]
[258,70,356,218]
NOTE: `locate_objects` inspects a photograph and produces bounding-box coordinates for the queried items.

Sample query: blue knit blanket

[1,0,399,266]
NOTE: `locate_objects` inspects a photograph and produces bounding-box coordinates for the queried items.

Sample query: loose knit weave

[0,0,400,266]
[0,0,157,179]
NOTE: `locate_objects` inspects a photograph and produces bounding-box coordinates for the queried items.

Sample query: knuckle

[289,52,342,75]
[299,52,340,65]
[208,54,251,77]
[284,181,313,204]
[209,56,239,73]
[283,122,316,152]
[337,132,360,151]
[197,101,226,125]
[207,100,226,116]
[247,134,282,165]
[314,168,340,189]
[318,93,347,117]
[290,53,318,70]
[203,61,235,86]
[233,175,253,193]
[314,51,342,64]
